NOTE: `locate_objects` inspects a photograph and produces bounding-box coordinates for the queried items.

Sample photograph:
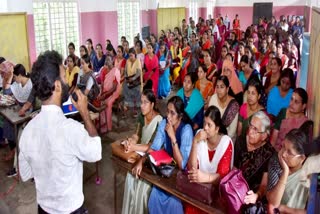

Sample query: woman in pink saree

[97,55,121,133]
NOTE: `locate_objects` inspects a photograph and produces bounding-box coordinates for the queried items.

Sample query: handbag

[176,170,215,205]
[146,150,175,178]
[126,76,141,89]
[111,141,140,163]
[219,169,249,214]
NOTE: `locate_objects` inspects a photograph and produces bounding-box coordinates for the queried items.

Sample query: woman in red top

[143,43,159,97]
[114,45,126,83]
[201,31,211,51]
[202,49,218,85]
[185,106,234,214]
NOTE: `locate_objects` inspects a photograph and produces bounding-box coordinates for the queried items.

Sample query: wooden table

[111,155,224,214]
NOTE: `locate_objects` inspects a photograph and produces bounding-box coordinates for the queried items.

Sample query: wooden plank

[111,155,224,214]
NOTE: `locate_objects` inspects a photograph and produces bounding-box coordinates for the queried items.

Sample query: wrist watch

[171,140,177,147]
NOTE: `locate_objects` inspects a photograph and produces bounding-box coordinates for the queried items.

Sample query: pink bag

[219,169,249,214]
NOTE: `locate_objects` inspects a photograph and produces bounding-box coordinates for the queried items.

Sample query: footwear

[6,168,17,177]
[95,176,102,185]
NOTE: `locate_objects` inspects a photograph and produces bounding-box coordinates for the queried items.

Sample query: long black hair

[13,64,29,78]
[167,96,191,125]
[204,106,228,135]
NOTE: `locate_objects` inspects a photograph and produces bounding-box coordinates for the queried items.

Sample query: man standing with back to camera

[18,50,102,214]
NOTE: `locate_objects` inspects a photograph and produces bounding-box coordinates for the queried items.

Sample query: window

[189,0,198,23]
[207,1,214,19]
[117,0,140,47]
[33,1,79,58]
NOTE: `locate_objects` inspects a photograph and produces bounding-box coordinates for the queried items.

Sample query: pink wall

[199,7,206,19]
[80,11,118,48]
[141,9,157,35]
[214,6,306,31]
[27,14,37,65]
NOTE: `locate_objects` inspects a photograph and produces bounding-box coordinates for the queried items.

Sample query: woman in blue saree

[157,41,171,98]
[131,96,193,214]
[177,72,204,132]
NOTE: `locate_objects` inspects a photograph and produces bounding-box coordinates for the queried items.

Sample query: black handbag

[127,76,141,89]
[146,154,176,178]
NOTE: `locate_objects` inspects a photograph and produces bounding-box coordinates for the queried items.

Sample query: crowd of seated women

[100,14,313,214]
[0,11,317,213]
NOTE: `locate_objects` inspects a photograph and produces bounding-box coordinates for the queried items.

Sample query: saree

[176,88,204,120]
[209,94,239,141]
[143,54,159,97]
[157,52,171,98]
[195,80,213,101]
[122,114,163,214]
[275,114,308,151]
[148,119,193,214]
[123,59,142,107]
[234,137,275,192]
[281,169,309,209]
[170,46,182,84]
[99,67,121,133]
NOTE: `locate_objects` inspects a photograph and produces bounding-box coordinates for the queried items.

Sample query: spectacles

[248,122,265,135]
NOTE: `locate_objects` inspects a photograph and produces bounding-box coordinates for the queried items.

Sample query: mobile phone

[71,92,78,102]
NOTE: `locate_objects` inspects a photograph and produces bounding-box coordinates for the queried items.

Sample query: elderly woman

[267,129,309,213]
[177,72,204,132]
[132,96,193,214]
[234,111,275,205]
[123,48,143,117]
[121,89,163,214]
[270,88,308,152]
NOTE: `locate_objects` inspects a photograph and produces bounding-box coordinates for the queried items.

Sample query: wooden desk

[111,156,224,214]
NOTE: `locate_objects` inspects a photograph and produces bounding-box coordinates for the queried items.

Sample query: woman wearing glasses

[266,129,309,213]
[234,111,275,205]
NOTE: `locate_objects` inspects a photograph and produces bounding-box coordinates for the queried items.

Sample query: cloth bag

[111,141,139,163]
[176,170,215,205]
[219,169,249,214]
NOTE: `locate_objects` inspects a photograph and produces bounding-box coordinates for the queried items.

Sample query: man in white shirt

[19,50,102,214]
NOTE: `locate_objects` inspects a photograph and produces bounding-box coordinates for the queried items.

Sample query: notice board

[0,13,30,71]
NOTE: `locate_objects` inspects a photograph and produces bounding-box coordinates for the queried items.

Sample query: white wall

[6,0,33,14]
[215,0,307,7]
[78,0,116,12]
